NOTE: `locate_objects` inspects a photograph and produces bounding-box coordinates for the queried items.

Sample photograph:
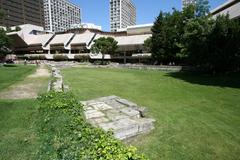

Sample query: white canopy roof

[71,30,95,45]
[115,34,151,46]
[50,33,74,45]
[25,34,53,46]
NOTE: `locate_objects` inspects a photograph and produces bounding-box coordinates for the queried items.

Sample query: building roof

[211,0,240,19]
[25,34,53,46]
[211,0,237,14]
[115,34,152,46]
[70,30,95,45]
[50,33,74,45]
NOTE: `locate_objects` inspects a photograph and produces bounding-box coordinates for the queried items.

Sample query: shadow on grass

[165,72,240,89]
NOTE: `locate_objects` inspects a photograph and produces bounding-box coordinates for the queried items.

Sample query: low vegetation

[53,54,69,61]
[37,91,147,160]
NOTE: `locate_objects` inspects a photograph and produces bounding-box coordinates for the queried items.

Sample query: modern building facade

[110,0,136,32]
[211,0,240,20]
[0,0,44,27]
[43,0,81,32]
[7,24,151,62]
[182,0,196,8]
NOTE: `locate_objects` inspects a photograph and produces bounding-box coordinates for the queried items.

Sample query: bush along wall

[36,91,148,160]
[53,54,69,61]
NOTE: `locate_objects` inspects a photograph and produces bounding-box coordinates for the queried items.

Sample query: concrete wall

[212,1,240,19]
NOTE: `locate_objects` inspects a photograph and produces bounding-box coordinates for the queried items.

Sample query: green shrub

[27,54,46,60]
[74,54,89,62]
[37,92,147,160]
[53,55,68,61]
[93,60,110,65]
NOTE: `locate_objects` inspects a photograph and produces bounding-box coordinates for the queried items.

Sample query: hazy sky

[72,0,227,31]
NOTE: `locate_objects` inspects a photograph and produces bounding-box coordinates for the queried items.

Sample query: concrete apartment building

[0,0,44,27]
[43,0,81,32]
[182,0,195,8]
[110,0,136,32]
[211,0,240,19]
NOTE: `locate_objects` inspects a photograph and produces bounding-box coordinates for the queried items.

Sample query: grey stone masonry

[82,96,155,140]
[47,64,64,92]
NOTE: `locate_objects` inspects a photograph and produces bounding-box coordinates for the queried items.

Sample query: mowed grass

[62,67,240,160]
[0,100,39,160]
[0,65,46,160]
[0,65,36,91]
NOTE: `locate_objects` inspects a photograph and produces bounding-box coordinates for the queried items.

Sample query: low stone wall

[47,64,64,92]
[79,63,195,72]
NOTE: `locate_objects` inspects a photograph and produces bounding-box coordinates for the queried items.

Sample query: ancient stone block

[83,96,155,140]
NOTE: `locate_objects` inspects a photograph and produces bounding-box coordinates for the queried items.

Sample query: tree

[150,6,195,64]
[183,15,240,73]
[207,15,240,72]
[0,29,11,61]
[90,37,118,64]
[195,0,210,17]
[143,37,152,52]
[183,16,213,67]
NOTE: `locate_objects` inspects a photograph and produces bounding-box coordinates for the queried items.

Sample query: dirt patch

[0,65,50,100]
[28,65,50,78]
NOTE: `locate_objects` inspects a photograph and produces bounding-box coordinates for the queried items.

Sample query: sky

[72,0,227,31]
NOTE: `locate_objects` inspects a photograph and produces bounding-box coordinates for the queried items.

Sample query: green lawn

[0,65,47,160]
[62,67,240,160]
[0,65,36,91]
[0,100,39,160]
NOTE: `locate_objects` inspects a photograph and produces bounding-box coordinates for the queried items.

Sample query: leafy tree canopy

[90,37,118,64]
[195,0,210,17]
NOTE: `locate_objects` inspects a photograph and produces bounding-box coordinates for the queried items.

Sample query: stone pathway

[82,96,155,140]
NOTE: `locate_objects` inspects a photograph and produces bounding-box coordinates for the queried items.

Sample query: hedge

[37,92,148,160]
[26,54,46,60]
[53,55,69,61]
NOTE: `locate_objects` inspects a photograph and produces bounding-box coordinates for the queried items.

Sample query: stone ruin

[51,67,63,92]
[48,65,69,92]
[82,96,155,140]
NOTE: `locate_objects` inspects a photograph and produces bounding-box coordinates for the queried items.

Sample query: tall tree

[0,10,11,60]
[183,15,240,73]
[195,0,210,17]
[0,29,11,60]
[149,6,195,64]
[90,37,118,64]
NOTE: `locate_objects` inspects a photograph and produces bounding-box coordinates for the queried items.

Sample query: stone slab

[119,107,140,118]
[85,110,105,119]
[83,96,155,140]
[89,102,113,110]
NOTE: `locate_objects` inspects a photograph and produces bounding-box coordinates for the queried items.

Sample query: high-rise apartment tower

[0,0,44,27]
[110,0,136,32]
[43,0,81,32]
